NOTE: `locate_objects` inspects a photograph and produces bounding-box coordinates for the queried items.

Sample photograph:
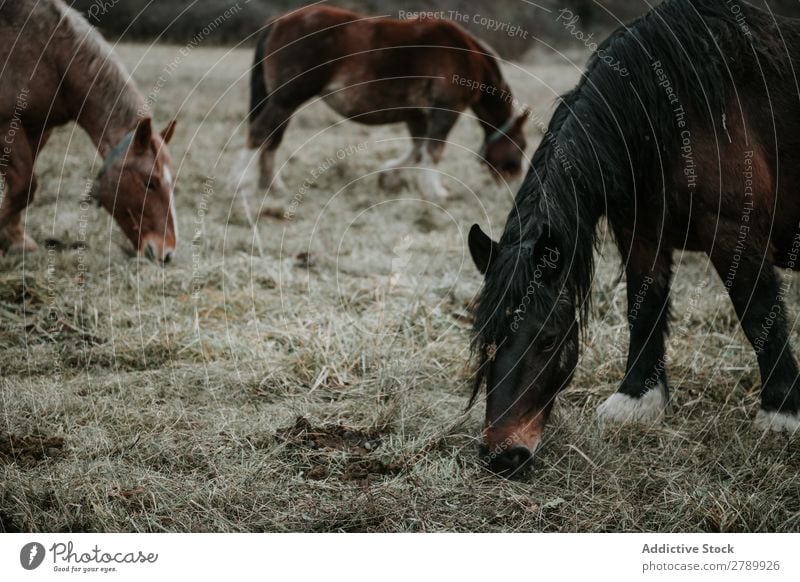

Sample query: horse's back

[267,5,477,50]
[1,1,74,121]
[262,6,488,121]
[0,1,58,122]
[0,0,128,130]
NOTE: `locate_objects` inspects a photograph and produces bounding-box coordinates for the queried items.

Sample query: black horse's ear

[469,224,499,275]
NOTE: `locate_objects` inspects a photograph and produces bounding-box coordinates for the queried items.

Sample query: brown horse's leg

[705,230,800,432]
[248,58,334,194]
[0,126,38,254]
[246,99,296,195]
[418,109,460,200]
[378,115,427,191]
[597,239,672,424]
[258,145,287,195]
[0,214,39,254]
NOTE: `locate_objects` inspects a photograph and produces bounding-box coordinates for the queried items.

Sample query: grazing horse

[0,0,178,263]
[468,0,800,477]
[247,5,529,200]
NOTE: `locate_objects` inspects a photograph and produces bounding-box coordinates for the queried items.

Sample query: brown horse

[0,0,178,263]
[246,5,529,201]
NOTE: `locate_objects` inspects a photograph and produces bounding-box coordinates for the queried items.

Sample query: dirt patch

[0,433,64,466]
[259,207,287,221]
[276,417,403,482]
[0,511,22,533]
[43,239,87,252]
[276,416,382,454]
[294,252,317,269]
[342,456,403,482]
[0,276,46,314]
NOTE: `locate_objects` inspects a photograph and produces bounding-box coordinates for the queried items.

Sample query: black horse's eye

[538,335,558,352]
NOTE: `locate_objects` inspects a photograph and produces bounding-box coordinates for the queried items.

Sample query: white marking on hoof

[596,382,668,425]
[231,148,260,199]
[754,409,800,433]
[418,151,448,201]
[269,173,289,197]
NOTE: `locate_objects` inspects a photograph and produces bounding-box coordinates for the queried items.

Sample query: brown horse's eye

[146,177,160,191]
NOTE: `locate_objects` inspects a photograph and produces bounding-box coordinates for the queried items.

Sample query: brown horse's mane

[58,1,144,143]
[3,0,145,148]
[460,34,514,137]
[469,36,504,85]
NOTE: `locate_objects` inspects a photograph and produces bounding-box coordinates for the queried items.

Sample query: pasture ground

[1,44,799,532]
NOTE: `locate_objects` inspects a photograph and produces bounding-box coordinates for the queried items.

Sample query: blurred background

[72,0,800,60]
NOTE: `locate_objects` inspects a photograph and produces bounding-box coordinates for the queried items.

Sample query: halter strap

[479,115,519,161]
[89,130,135,205]
[486,115,518,146]
[97,130,136,180]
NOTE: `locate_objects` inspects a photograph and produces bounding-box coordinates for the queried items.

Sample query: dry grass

[1,43,799,533]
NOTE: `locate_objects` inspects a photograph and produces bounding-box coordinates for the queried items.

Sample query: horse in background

[246,5,529,201]
[0,0,178,263]
[469,0,800,477]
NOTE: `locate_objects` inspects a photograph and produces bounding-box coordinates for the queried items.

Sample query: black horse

[469,0,800,476]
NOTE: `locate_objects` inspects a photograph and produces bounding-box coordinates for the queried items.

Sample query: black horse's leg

[597,240,673,423]
[707,242,800,432]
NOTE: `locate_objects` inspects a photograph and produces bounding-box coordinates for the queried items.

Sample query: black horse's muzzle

[479,444,534,478]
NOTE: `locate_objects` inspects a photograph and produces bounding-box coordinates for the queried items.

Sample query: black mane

[473,0,787,352]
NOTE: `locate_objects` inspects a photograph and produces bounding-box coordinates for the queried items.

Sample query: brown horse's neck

[471,56,514,137]
[75,67,145,158]
[59,8,145,156]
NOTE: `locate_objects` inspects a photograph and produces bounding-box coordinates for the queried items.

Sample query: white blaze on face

[163,164,177,243]
[163,165,173,190]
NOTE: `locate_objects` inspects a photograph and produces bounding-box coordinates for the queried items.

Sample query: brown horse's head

[468,224,579,477]
[480,107,530,182]
[92,118,178,264]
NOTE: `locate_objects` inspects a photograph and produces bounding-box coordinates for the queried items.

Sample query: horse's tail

[249,19,275,124]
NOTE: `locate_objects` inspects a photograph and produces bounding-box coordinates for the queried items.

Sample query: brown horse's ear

[515,106,531,130]
[133,118,153,153]
[160,119,177,144]
[469,224,499,275]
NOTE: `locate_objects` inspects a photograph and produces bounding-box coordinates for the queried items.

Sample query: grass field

[1,43,799,533]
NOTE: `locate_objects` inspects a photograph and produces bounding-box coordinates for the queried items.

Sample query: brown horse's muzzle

[140,232,175,265]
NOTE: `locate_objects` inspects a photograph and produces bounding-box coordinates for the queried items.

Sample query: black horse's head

[468,219,583,477]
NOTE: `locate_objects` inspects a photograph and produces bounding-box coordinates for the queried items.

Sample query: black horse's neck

[502,87,608,326]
